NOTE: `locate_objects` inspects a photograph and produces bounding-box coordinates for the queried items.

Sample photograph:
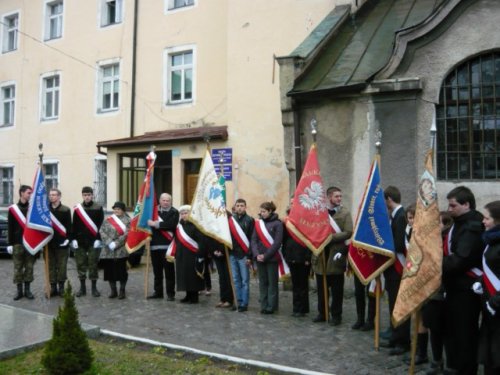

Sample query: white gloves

[93,240,102,248]
[486,301,496,316]
[7,246,13,255]
[333,252,342,261]
[108,242,116,251]
[472,282,483,295]
[60,239,69,247]
[71,240,79,249]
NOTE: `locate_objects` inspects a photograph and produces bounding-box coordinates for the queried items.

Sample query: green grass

[0,336,272,375]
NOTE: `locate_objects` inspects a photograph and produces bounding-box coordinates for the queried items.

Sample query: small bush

[41,281,93,374]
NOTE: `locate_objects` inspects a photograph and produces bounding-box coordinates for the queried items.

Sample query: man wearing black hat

[71,186,104,297]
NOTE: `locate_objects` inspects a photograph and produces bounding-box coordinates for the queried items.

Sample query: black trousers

[354,275,375,323]
[385,276,410,347]
[444,289,480,373]
[289,263,310,314]
[315,273,344,319]
[422,299,445,362]
[151,249,175,297]
[214,256,233,304]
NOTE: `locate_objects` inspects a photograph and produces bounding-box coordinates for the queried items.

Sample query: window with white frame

[167,0,194,11]
[0,166,14,205]
[98,62,120,112]
[165,47,194,104]
[45,1,63,40]
[0,84,15,127]
[43,162,58,190]
[101,0,123,27]
[2,13,19,53]
[41,74,60,121]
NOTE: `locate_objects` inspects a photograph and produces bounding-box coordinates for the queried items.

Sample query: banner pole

[224,245,237,310]
[144,238,151,298]
[409,310,419,375]
[375,276,380,350]
[321,251,329,323]
[44,245,50,299]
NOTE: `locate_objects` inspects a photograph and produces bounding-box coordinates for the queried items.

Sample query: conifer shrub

[41,281,94,374]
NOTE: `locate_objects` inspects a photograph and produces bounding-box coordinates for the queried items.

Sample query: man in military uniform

[47,188,72,297]
[71,186,104,297]
[7,184,35,300]
[147,192,179,300]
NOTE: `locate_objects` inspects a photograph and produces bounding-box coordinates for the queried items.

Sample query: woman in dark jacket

[477,200,500,375]
[251,201,283,314]
[282,200,311,317]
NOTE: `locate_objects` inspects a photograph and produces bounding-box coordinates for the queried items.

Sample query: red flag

[286,144,332,256]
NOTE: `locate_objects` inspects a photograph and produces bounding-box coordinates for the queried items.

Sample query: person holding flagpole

[7,185,34,300]
[476,200,500,375]
[251,201,283,315]
[99,201,131,299]
[71,186,104,297]
[47,188,72,297]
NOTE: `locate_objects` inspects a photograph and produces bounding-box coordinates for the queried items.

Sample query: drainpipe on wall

[130,0,139,138]
[292,99,302,186]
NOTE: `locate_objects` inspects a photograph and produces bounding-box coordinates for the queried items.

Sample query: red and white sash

[445,225,483,279]
[176,224,199,254]
[107,214,126,236]
[255,219,274,249]
[395,226,411,275]
[158,216,174,241]
[9,204,26,229]
[329,216,340,234]
[166,241,176,261]
[50,213,67,237]
[277,249,290,278]
[229,216,250,253]
[74,204,98,237]
[483,246,500,296]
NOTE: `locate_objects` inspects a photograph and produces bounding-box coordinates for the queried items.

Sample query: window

[165,46,194,105]
[0,84,15,127]
[41,74,60,121]
[2,13,19,52]
[436,52,500,180]
[0,166,14,205]
[166,0,194,11]
[45,1,63,40]
[101,0,123,27]
[43,162,58,189]
[94,157,107,206]
[98,62,120,112]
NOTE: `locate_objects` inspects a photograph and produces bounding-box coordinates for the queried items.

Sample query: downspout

[130,0,139,137]
[292,99,302,185]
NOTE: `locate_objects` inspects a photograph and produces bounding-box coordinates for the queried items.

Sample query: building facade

[279,0,500,211]
[0,0,339,214]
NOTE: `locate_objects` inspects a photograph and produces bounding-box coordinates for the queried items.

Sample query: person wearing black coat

[476,201,500,375]
[443,186,484,374]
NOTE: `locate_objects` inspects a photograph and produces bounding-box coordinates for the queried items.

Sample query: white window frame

[40,72,61,122]
[99,0,123,27]
[0,164,14,206]
[94,155,107,206]
[163,45,196,106]
[44,0,64,41]
[2,12,19,53]
[96,58,121,114]
[165,0,196,14]
[43,160,59,190]
[0,81,16,128]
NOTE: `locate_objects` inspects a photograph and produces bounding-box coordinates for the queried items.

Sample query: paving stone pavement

[0,256,429,374]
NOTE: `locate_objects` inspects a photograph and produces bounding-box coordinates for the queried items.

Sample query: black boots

[118,282,126,299]
[58,281,65,296]
[49,283,58,297]
[91,280,100,297]
[24,282,34,299]
[76,279,86,297]
[415,332,429,365]
[108,282,118,298]
[13,283,23,300]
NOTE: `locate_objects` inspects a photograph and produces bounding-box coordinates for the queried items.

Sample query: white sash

[108,214,127,235]
[483,245,500,293]
[229,216,250,250]
[329,216,341,233]
[74,203,98,236]
[9,204,26,228]
[256,219,274,248]
[177,224,199,252]
[50,212,67,236]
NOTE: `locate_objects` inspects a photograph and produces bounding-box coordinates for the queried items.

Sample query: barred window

[437,52,500,180]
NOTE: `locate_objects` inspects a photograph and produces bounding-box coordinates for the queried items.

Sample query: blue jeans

[230,255,249,307]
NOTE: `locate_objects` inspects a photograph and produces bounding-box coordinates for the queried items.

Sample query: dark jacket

[250,213,283,263]
[384,205,407,281]
[71,201,104,247]
[48,203,72,249]
[175,219,206,292]
[282,219,311,264]
[230,212,254,259]
[442,209,484,291]
[150,206,179,250]
[478,225,500,368]
[7,200,29,246]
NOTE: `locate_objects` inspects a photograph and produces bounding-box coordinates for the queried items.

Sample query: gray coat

[99,214,131,259]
